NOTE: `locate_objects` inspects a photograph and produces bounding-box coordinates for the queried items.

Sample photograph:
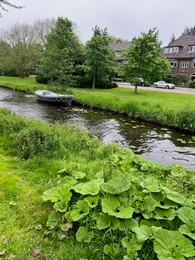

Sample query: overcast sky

[1,0,195,45]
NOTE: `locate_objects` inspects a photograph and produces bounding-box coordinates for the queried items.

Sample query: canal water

[0,87,195,171]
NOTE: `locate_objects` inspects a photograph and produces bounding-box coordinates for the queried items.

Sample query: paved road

[117,82,195,95]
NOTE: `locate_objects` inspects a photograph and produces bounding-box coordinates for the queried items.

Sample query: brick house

[163,30,195,81]
[110,40,131,65]
[110,40,131,81]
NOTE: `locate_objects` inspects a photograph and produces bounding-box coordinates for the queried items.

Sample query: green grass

[0,148,95,259]
[0,109,194,259]
[0,76,195,131]
[73,86,195,111]
[1,76,195,110]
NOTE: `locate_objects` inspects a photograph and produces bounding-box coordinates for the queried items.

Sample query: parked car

[131,78,144,86]
[153,81,175,89]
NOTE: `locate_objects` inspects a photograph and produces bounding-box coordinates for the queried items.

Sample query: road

[117,82,195,95]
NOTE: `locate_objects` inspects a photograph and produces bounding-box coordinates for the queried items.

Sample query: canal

[0,87,195,170]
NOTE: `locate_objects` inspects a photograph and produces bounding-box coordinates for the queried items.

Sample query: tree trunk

[92,72,96,89]
[134,85,138,94]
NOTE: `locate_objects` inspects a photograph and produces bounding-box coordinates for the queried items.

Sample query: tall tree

[38,17,83,87]
[0,23,43,77]
[124,28,170,94]
[84,26,116,89]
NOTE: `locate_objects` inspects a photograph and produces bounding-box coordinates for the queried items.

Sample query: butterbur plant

[42,149,195,260]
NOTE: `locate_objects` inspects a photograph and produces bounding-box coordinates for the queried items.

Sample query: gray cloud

[1,0,195,45]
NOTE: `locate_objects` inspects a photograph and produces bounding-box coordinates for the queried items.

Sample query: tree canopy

[84,26,116,89]
[123,28,170,94]
[37,17,83,88]
[0,19,54,77]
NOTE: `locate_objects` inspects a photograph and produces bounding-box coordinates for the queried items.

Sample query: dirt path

[117,82,195,95]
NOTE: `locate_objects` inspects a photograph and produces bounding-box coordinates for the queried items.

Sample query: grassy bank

[0,76,195,132]
[0,108,195,259]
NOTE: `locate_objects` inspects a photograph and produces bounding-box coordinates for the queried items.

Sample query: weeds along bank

[72,88,195,134]
[0,76,195,133]
[0,108,195,259]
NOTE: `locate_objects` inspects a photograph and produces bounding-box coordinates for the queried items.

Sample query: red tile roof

[164,32,195,59]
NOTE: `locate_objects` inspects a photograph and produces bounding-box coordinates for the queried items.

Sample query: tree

[0,23,43,77]
[38,17,83,88]
[84,26,116,89]
[0,0,23,15]
[123,28,170,94]
[182,26,195,35]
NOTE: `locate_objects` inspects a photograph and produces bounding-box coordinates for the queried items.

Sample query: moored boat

[35,90,73,107]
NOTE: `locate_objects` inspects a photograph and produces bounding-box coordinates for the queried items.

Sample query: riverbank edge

[74,99,195,135]
[0,83,195,135]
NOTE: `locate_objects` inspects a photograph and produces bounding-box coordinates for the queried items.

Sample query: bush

[166,74,189,86]
[189,80,195,88]
[16,123,65,160]
[77,77,118,89]
[36,73,49,84]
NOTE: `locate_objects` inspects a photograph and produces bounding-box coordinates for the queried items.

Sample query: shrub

[189,80,195,88]
[0,109,28,135]
[36,73,49,84]
[166,74,189,86]
[16,123,65,159]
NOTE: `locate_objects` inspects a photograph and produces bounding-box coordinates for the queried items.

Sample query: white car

[153,81,175,89]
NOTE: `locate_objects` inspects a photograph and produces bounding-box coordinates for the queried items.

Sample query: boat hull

[35,90,73,107]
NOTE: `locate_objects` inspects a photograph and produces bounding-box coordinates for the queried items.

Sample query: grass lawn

[0,76,195,111]
[0,147,91,259]
[0,76,195,131]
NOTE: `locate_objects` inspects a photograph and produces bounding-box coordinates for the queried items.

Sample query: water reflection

[0,87,195,170]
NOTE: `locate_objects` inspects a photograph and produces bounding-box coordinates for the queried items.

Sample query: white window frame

[189,46,195,52]
[164,47,179,54]
[180,62,189,68]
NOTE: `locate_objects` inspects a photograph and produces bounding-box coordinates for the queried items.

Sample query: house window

[189,46,195,52]
[169,60,177,68]
[180,62,189,68]
[164,47,179,54]
[192,60,195,68]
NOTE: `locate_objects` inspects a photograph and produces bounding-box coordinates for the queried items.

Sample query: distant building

[163,29,195,81]
[110,40,131,65]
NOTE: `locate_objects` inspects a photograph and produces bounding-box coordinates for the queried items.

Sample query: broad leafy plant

[42,148,195,259]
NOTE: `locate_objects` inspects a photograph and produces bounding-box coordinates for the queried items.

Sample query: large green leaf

[72,179,103,195]
[76,226,94,243]
[140,177,161,193]
[161,187,186,204]
[96,213,120,230]
[101,196,134,219]
[158,199,178,209]
[177,207,195,240]
[103,243,120,256]
[122,234,143,258]
[101,177,131,194]
[42,184,71,203]
[153,229,195,260]
[84,195,99,208]
[60,176,77,186]
[177,207,195,225]
[143,195,159,211]
[132,225,153,242]
[46,211,61,230]
[71,171,86,180]
[119,219,138,231]
[65,200,89,222]
[153,208,176,220]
